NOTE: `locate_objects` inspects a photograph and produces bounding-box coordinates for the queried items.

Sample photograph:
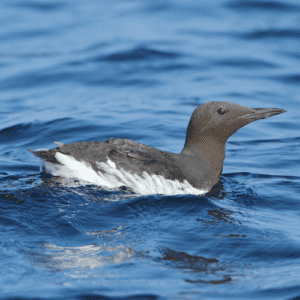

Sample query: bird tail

[27,147,60,164]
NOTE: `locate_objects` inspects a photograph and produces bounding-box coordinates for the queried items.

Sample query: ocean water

[0,0,299,299]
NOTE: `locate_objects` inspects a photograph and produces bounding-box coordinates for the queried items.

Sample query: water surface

[0,0,299,299]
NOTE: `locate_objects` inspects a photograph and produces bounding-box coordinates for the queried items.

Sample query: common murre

[28,101,286,195]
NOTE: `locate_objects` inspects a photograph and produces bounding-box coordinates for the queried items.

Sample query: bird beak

[237,108,287,120]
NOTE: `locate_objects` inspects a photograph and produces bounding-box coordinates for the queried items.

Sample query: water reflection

[159,247,232,285]
[21,242,134,275]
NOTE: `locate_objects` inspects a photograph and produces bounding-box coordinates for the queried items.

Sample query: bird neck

[182,137,225,161]
[181,137,226,186]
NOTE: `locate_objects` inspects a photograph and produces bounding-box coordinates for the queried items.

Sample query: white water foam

[41,152,207,196]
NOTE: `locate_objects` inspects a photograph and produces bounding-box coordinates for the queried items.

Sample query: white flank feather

[40,152,207,196]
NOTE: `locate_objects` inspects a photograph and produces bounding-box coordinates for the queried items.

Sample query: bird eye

[217,108,226,115]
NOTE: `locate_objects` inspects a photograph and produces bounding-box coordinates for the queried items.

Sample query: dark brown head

[183,101,286,151]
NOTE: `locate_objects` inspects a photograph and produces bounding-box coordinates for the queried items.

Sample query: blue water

[0,0,299,299]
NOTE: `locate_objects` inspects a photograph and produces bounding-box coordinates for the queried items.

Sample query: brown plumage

[28,101,286,194]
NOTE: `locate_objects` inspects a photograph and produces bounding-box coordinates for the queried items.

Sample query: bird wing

[28,138,185,181]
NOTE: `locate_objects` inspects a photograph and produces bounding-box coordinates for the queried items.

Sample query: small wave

[13,1,66,11]
[273,74,300,85]
[238,29,300,40]
[102,46,180,62]
[226,0,299,12]
[216,58,276,69]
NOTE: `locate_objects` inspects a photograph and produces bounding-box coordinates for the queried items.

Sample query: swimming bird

[28,102,286,195]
